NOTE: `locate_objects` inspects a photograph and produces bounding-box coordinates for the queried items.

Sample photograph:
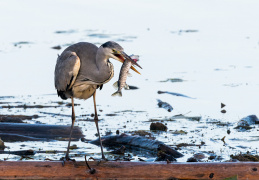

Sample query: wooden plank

[0,161,258,179]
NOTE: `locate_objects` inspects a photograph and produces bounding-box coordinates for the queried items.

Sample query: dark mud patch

[1,104,59,109]
[230,153,259,162]
[0,115,39,123]
[158,90,195,99]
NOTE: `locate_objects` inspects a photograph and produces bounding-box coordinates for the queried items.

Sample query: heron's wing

[54,51,80,92]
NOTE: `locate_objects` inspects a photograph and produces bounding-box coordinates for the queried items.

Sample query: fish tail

[111,91,122,97]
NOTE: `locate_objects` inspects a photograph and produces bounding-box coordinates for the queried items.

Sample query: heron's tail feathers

[111,91,122,97]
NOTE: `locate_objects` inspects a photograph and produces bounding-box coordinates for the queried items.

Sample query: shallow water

[0,0,259,162]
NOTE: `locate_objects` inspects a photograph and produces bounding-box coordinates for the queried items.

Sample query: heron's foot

[85,155,96,174]
[60,156,76,166]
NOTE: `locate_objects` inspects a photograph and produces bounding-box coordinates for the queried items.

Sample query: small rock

[51,45,62,50]
[187,157,198,162]
[150,122,167,131]
[116,130,119,135]
[221,109,227,113]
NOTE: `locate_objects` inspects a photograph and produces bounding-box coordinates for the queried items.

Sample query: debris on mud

[230,153,259,162]
[234,115,259,130]
[170,130,187,135]
[150,122,167,131]
[157,99,173,112]
[171,114,201,121]
[129,130,154,139]
[90,134,183,159]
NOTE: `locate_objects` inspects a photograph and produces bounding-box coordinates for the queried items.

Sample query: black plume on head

[102,41,123,51]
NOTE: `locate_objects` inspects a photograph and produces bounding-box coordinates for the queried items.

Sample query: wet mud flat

[0,94,258,163]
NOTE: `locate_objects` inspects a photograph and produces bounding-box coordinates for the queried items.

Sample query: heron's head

[101,41,142,74]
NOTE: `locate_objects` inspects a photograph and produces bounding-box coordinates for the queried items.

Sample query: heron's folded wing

[54,51,80,92]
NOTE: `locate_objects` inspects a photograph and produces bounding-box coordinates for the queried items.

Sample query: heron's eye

[112,49,116,52]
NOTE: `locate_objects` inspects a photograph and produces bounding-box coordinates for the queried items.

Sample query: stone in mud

[51,45,62,50]
[234,115,259,130]
[193,153,206,160]
[187,157,198,162]
[150,122,167,131]
[157,99,173,112]
[155,151,176,161]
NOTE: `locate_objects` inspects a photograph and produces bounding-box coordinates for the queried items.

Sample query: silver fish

[112,58,133,97]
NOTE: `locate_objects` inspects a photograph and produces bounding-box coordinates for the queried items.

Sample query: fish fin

[111,91,122,97]
[127,73,132,77]
[113,81,118,89]
[124,84,130,90]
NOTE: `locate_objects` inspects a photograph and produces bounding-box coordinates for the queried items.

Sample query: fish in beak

[113,51,142,75]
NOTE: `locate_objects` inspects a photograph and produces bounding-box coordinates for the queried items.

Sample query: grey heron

[54,41,141,160]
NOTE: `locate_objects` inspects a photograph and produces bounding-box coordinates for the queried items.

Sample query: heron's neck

[94,48,113,83]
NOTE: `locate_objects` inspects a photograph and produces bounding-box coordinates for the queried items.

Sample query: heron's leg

[65,97,76,160]
[93,91,105,159]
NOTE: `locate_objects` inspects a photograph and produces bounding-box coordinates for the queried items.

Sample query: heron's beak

[113,51,142,75]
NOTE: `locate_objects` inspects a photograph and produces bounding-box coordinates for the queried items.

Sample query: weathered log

[89,134,183,158]
[0,161,259,179]
[0,123,83,142]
